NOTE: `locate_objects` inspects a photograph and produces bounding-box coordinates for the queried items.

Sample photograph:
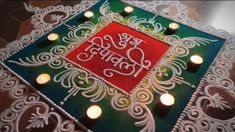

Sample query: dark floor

[0,0,84,48]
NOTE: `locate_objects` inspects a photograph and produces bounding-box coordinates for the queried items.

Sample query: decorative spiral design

[73,5,85,11]
[198,119,211,131]
[180,120,199,132]
[216,58,232,69]
[111,13,123,21]
[132,88,153,104]
[221,51,233,61]
[6,41,23,51]
[64,62,74,69]
[135,1,146,7]
[42,23,53,30]
[216,30,231,39]
[111,94,131,111]
[60,120,75,132]
[25,94,39,104]
[205,74,217,84]
[181,39,196,48]
[21,35,34,44]
[65,7,75,15]
[107,88,118,96]
[187,106,201,120]
[98,16,110,25]
[172,45,189,57]
[81,1,96,5]
[8,45,68,67]
[0,70,8,81]
[212,123,228,132]
[10,99,25,112]
[31,29,44,37]
[164,35,180,45]
[36,52,52,62]
[219,78,234,89]
[1,109,18,122]
[0,122,14,132]
[1,78,18,91]
[51,45,68,55]
[10,85,27,99]
[38,9,46,14]
[128,103,146,119]
[49,59,65,69]
[212,66,228,77]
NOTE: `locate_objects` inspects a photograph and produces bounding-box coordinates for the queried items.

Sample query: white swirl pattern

[4,0,223,131]
[0,75,79,132]
[0,0,234,132]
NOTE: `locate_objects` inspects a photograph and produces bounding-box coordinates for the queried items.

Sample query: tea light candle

[124,6,134,14]
[36,73,51,85]
[47,33,59,42]
[160,93,175,106]
[190,55,203,65]
[84,11,94,19]
[164,22,180,35]
[86,105,102,119]
[187,55,203,72]
[169,23,179,30]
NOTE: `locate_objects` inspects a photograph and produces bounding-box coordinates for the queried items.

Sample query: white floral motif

[53,65,118,103]
[8,45,68,69]
[0,83,78,132]
[127,16,166,36]
[172,28,235,132]
[208,93,231,110]
[63,21,97,49]
[128,102,155,132]
[0,67,28,99]
[24,1,97,30]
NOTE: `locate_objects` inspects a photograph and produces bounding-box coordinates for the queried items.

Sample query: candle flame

[169,23,179,30]
[124,6,134,13]
[190,55,203,64]
[36,73,51,84]
[87,105,102,119]
[160,94,175,106]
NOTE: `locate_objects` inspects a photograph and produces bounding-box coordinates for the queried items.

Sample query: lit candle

[187,55,203,72]
[190,55,203,64]
[155,93,175,117]
[160,93,175,106]
[124,6,134,14]
[36,73,51,85]
[86,105,102,119]
[164,22,180,35]
[47,33,59,42]
[84,11,94,19]
[169,23,179,30]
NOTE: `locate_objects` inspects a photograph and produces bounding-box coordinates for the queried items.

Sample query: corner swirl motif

[0,67,81,132]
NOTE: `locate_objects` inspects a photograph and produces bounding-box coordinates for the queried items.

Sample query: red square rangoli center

[65,22,170,94]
